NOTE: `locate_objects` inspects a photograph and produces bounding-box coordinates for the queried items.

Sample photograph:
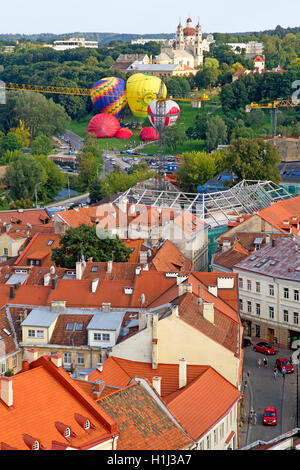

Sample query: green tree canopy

[221,138,281,183]
[31,135,53,155]
[205,116,228,151]
[51,224,131,268]
[176,150,221,192]
[4,154,44,201]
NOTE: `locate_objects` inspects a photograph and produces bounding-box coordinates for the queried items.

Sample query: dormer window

[55,421,76,441]
[84,419,90,430]
[32,441,39,450]
[74,413,95,432]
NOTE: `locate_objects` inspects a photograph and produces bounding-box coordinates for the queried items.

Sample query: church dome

[183,27,196,36]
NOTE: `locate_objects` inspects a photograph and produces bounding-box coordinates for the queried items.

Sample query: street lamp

[35,182,42,208]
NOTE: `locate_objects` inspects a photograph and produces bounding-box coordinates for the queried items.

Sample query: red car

[253,341,276,355]
[276,358,294,374]
[263,407,277,426]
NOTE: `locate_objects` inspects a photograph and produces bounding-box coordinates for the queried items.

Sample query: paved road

[240,345,299,447]
[63,130,84,152]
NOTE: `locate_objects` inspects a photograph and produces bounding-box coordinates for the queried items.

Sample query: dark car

[276,358,294,374]
[263,407,277,426]
[253,342,276,355]
[243,336,252,347]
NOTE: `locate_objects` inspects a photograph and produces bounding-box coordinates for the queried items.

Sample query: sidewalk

[239,371,251,448]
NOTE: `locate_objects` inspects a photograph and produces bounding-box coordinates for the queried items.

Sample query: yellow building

[0,231,28,258]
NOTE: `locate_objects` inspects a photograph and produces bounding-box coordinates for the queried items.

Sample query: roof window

[47,240,54,246]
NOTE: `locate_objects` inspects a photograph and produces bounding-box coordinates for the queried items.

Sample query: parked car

[263,407,277,426]
[253,342,276,355]
[243,336,252,347]
[276,358,294,374]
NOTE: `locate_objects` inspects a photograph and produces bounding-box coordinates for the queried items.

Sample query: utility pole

[154,81,167,190]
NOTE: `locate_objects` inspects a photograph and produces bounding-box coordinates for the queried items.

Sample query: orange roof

[166,367,241,441]
[258,196,300,234]
[122,239,144,263]
[254,55,264,62]
[0,355,117,450]
[149,240,194,272]
[14,233,61,267]
[0,209,52,226]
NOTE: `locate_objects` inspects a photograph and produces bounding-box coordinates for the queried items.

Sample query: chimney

[97,363,103,372]
[91,278,99,294]
[50,354,62,368]
[76,261,85,280]
[203,303,214,324]
[152,376,161,396]
[272,239,276,247]
[107,260,113,274]
[51,301,66,313]
[24,348,39,363]
[22,359,30,372]
[44,273,51,286]
[179,358,187,389]
[135,266,141,276]
[208,285,218,297]
[102,302,111,312]
[0,376,13,407]
[9,285,15,299]
[265,234,271,244]
[222,240,231,252]
[178,282,192,297]
[51,275,58,290]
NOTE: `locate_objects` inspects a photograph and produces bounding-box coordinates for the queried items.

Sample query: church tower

[175,22,184,50]
[194,21,203,67]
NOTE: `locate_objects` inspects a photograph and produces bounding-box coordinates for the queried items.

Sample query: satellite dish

[141,293,145,305]
[50,266,55,275]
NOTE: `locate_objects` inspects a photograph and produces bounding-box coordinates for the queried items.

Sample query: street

[240,344,299,447]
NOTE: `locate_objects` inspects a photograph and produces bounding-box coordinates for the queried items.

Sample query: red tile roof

[258,196,300,234]
[0,209,52,226]
[14,233,61,267]
[0,355,118,450]
[165,368,241,441]
[149,240,194,272]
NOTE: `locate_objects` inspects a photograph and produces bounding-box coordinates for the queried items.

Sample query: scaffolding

[113,180,293,228]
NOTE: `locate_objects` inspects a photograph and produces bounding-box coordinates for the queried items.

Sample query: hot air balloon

[126,73,167,118]
[140,127,159,142]
[115,128,133,139]
[91,77,127,119]
[148,99,180,128]
[88,114,120,138]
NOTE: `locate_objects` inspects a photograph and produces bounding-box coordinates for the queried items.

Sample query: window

[64,352,72,365]
[36,330,44,339]
[247,280,252,291]
[220,423,224,440]
[47,240,54,246]
[284,310,289,322]
[256,282,261,293]
[256,325,260,337]
[66,323,74,331]
[284,288,289,299]
[84,419,90,430]
[238,278,243,289]
[247,301,252,314]
[77,353,84,365]
[64,427,71,438]
[32,441,39,450]
[199,441,204,450]
[239,299,243,312]
[214,429,218,445]
[75,323,83,331]
[294,312,299,325]
[91,266,98,272]
[295,290,299,301]
[1,361,7,374]
[94,333,101,341]
[256,304,261,316]
[269,306,274,319]
[269,285,275,296]
[28,329,35,338]
[102,333,110,341]
[13,355,17,368]
[206,434,211,450]
[3,248,8,256]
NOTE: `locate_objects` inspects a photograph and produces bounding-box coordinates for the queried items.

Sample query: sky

[1,0,300,35]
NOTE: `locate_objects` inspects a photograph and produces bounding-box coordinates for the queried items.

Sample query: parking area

[239,342,299,448]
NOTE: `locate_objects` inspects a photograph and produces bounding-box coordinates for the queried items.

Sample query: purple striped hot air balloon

[91,77,127,119]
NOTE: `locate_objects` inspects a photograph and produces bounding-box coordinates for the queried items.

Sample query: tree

[10,120,31,147]
[51,224,131,268]
[0,132,22,153]
[163,124,187,153]
[205,116,228,151]
[4,154,44,201]
[31,135,52,155]
[176,151,220,192]
[89,177,105,204]
[221,138,281,183]
[77,152,97,191]
[35,154,66,202]
[220,83,236,114]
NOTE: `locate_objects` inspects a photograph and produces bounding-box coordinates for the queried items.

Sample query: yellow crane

[245,97,300,136]
[0,82,209,104]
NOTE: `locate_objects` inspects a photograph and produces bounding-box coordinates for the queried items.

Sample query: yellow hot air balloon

[126,73,167,118]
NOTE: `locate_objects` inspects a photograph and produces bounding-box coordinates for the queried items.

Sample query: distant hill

[0,32,174,45]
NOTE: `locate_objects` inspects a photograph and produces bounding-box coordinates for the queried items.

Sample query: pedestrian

[273,367,277,379]
[257,358,262,368]
[263,357,268,367]
[253,412,257,425]
[282,367,286,379]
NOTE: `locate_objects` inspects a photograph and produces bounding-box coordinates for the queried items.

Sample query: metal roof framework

[113,180,293,228]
